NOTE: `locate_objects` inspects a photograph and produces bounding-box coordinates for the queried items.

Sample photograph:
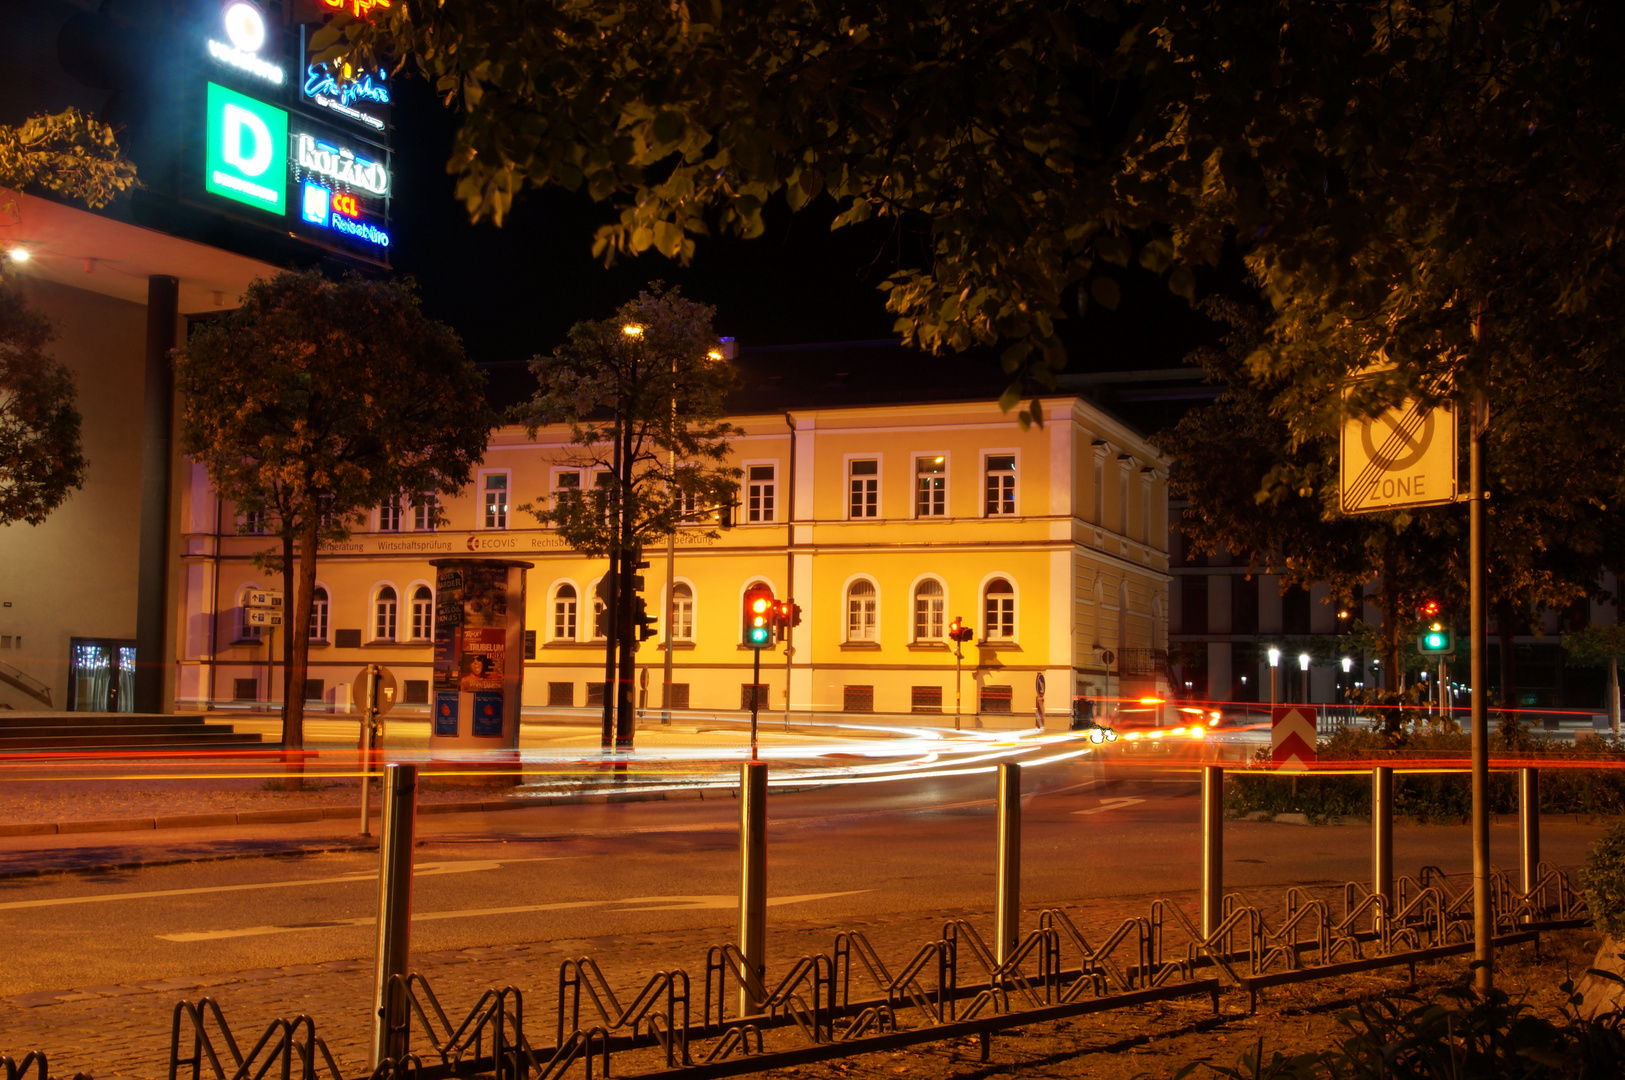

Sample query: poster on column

[433,692,459,736]
[462,564,508,629]
[459,628,506,691]
[472,691,504,736]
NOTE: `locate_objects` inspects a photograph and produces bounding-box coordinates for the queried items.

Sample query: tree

[515,285,740,747]
[174,273,495,774]
[1,108,136,526]
[0,284,85,526]
[1,108,138,218]
[1565,623,1625,738]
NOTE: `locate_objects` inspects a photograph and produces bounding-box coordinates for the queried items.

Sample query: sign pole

[1469,389,1492,994]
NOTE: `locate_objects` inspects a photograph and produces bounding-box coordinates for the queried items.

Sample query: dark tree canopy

[0,284,85,526]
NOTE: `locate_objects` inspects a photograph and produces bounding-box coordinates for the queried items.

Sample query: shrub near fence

[1226,728,1625,824]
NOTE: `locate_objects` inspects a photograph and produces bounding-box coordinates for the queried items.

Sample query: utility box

[427,559,532,775]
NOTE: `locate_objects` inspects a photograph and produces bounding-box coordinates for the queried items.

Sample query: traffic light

[772,599,803,640]
[1418,621,1454,655]
[1418,598,1442,621]
[948,617,975,643]
[719,502,734,529]
[743,584,775,648]
[632,597,658,642]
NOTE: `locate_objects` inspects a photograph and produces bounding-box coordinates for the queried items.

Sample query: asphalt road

[0,757,1604,994]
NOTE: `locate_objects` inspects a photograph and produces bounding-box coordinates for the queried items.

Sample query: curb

[0,786,714,839]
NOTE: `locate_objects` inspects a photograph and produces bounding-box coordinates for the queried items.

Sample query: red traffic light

[743,584,776,649]
[1419,598,1442,620]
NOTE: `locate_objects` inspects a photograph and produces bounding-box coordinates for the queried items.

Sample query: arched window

[913,579,944,641]
[554,584,578,640]
[672,583,694,640]
[309,587,329,642]
[374,586,397,641]
[410,586,433,640]
[846,580,877,641]
[984,578,1015,640]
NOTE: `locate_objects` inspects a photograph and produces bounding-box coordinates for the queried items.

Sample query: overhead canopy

[1,192,283,315]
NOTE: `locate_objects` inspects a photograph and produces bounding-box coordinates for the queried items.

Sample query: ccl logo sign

[332,193,360,217]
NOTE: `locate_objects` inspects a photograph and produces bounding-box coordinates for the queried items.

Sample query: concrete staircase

[0,712,266,753]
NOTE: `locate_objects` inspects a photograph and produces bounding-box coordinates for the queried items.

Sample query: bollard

[738,760,767,1017]
[995,763,1021,966]
[359,665,379,837]
[1372,767,1394,928]
[370,764,417,1069]
[1200,766,1223,940]
[1520,767,1541,909]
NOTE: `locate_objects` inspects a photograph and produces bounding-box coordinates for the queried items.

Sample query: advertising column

[428,560,531,774]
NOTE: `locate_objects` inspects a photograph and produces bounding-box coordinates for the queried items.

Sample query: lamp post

[1298,651,1311,704]
[1267,646,1281,708]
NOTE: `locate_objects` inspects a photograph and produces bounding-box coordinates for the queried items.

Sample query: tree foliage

[321,1,1625,432]
[174,272,495,757]
[515,285,740,555]
[0,283,86,526]
[0,108,138,219]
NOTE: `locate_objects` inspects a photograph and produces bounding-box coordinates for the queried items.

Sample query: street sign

[246,590,283,609]
[352,666,397,716]
[245,608,283,626]
[1340,397,1457,514]
[1271,707,1317,772]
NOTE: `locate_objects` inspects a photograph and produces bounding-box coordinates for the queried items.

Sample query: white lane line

[157,891,872,942]
[1071,797,1146,816]
[0,858,564,912]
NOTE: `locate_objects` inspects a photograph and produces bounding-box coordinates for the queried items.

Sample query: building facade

[175,393,1172,723]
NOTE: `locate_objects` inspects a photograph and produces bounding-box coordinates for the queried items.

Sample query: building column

[1206,642,1232,704]
[134,275,179,714]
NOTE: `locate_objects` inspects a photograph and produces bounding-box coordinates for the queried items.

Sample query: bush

[1226,728,1625,824]
[1581,823,1625,940]
[1172,979,1625,1079]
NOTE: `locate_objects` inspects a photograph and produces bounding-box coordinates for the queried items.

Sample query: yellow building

[176,348,1171,726]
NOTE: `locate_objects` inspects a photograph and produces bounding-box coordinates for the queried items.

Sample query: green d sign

[205,82,287,215]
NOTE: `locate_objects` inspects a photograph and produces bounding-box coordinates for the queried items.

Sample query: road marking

[156,890,872,942]
[0,859,563,913]
[1072,797,1146,816]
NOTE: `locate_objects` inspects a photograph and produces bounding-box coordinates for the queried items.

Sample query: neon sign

[294,133,389,195]
[300,181,389,248]
[302,64,389,131]
[321,0,392,19]
[207,1,285,86]
[205,83,287,214]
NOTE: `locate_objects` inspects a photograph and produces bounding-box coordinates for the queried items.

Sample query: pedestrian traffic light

[1418,622,1454,655]
[743,584,775,648]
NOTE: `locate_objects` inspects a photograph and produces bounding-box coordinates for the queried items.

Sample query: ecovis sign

[205,83,287,215]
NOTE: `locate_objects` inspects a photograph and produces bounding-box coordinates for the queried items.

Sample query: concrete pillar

[134,275,179,714]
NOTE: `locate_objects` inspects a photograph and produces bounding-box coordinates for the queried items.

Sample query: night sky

[384,77,1228,378]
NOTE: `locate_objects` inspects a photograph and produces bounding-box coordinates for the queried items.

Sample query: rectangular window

[910,685,943,713]
[915,456,946,516]
[984,455,1016,515]
[980,685,1013,714]
[848,459,878,518]
[1093,457,1104,523]
[747,465,776,523]
[741,683,769,710]
[547,682,574,707]
[483,473,508,529]
[554,470,582,510]
[1181,576,1209,637]
[1119,467,1130,535]
[1233,577,1260,635]
[241,510,267,535]
[232,677,258,701]
[378,495,402,532]
[843,685,875,712]
[593,470,615,525]
[665,683,690,710]
[586,682,606,707]
[413,494,437,531]
[403,680,429,705]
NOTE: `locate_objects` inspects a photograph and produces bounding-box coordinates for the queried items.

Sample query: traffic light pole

[1469,387,1492,994]
[750,646,760,760]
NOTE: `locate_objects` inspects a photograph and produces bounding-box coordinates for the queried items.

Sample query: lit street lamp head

[622,324,643,337]
[1267,646,1280,667]
[1298,652,1311,671]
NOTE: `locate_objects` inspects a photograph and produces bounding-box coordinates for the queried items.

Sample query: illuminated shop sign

[321,0,393,19]
[204,82,287,214]
[301,64,389,131]
[300,181,390,247]
[294,133,389,195]
[207,1,285,86]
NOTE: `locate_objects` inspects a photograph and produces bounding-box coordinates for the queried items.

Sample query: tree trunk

[1609,657,1620,738]
[1497,594,1518,723]
[1382,544,1401,692]
[282,518,317,790]
[280,532,294,739]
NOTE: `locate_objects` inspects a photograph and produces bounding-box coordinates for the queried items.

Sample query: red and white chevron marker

[1271,707,1318,772]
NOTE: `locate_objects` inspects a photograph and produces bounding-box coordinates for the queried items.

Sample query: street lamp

[622,323,643,337]
[1298,651,1311,704]
[1267,646,1280,708]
